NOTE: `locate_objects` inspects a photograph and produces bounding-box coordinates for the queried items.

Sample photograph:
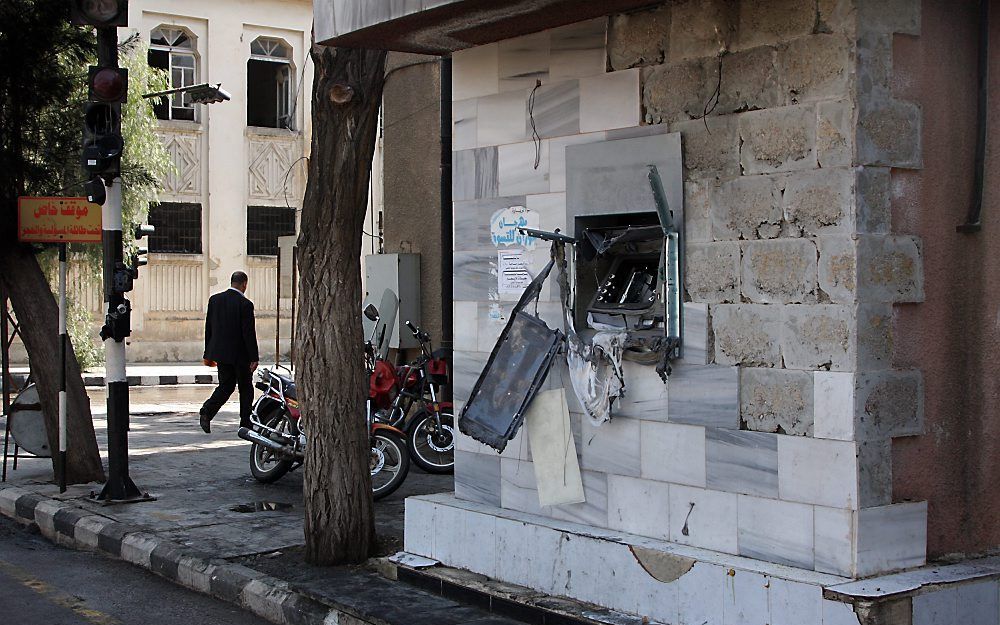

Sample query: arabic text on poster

[498,249,531,295]
[17,197,102,243]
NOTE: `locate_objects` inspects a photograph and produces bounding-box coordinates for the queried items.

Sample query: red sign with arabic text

[18,197,102,243]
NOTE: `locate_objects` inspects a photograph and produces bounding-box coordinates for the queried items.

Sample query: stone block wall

[450,0,926,580]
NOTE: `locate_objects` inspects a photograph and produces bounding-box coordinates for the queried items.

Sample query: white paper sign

[498,249,531,294]
[491,205,539,249]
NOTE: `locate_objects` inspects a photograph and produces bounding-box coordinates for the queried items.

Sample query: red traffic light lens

[79,0,121,23]
[92,68,126,102]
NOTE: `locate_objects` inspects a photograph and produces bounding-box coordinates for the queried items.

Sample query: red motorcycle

[370,321,454,474]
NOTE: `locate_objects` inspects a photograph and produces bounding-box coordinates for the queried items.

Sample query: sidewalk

[0,400,534,625]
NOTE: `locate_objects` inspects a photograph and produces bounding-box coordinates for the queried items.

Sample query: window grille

[247,206,296,256]
[148,203,202,254]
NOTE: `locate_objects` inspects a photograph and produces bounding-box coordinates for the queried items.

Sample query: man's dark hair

[231,271,249,287]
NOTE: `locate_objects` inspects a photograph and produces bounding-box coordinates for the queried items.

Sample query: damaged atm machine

[459,133,684,507]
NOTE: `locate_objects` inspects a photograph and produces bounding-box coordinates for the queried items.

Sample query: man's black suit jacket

[204,288,259,364]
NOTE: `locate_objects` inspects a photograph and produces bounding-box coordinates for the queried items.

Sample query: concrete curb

[83,373,219,387]
[0,485,352,625]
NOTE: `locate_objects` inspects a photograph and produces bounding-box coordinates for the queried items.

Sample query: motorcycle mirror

[363,303,379,322]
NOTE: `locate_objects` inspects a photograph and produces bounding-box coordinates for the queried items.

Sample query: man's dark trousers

[201,362,253,428]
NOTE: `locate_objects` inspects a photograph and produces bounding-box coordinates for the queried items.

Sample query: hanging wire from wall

[528,79,542,169]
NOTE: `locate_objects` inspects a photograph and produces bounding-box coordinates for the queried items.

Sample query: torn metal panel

[458,257,564,453]
[565,322,627,427]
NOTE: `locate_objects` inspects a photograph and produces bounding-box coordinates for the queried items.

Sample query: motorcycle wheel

[249,413,295,484]
[371,430,410,500]
[406,410,455,474]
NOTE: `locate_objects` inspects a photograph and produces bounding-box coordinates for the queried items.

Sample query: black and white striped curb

[82,373,219,388]
[0,486,355,625]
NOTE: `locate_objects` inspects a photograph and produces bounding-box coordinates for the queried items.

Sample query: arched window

[247,37,293,129]
[149,26,198,121]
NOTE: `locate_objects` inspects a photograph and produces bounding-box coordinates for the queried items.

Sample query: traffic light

[82,66,126,177]
[112,225,154,294]
[85,176,107,205]
[70,1,128,27]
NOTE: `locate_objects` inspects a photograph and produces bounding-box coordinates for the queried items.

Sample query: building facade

[320,1,1000,624]
[100,0,314,362]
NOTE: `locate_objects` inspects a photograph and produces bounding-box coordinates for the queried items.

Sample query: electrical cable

[528,80,542,169]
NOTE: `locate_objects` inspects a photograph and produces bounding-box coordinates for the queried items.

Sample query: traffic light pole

[93,27,149,504]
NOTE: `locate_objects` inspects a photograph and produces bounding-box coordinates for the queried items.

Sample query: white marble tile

[403,496,436,558]
[528,80,580,139]
[549,18,607,81]
[706,429,779,498]
[579,68,641,133]
[494,516,569,591]
[913,586,958,625]
[617,360,670,421]
[453,301,478,351]
[455,450,501,507]
[955,580,999,625]
[822,599,861,625]
[855,502,927,577]
[679,303,711,365]
[641,421,707,488]
[778,436,858,509]
[452,97,478,151]
[677,563,726,625]
[668,484,738,553]
[451,349,489,403]
[550,470,608,527]
[500,457,548,516]
[498,140,550,196]
[453,195,529,251]
[738,495,814,569]
[547,131,605,192]
[607,475,670,541]
[452,250,494,302]
[581,416,641,476]
[499,31,550,91]
[477,89,529,147]
[452,149,476,201]
[769,578,823,625]
[814,506,855,577]
[669,364,741,429]
[452,42,499,101]
[436,508,497,577]
[813,372,855,441]
[526,192,567,234]
[477,301,513,352]
[723,570,770,625]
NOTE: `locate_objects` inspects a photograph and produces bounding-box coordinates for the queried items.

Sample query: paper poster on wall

[498,249,531,295]
[491,205,539,249]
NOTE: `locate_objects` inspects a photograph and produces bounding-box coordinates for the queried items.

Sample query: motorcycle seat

[272,371,296,400]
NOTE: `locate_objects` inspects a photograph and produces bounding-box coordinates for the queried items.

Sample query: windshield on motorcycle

[361,288,398,360]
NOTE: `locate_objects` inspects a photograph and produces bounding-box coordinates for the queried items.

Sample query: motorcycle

[236,302,410,500]
[370,320,454,474]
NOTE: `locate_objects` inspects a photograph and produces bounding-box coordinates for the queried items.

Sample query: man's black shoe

[199,412,212,434]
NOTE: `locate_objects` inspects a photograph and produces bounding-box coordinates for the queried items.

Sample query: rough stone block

[739,105,818,174]
[858,0,921,37]
[713,304,782,367]
[736,0,816,50]
[857,32,893,100]
[858,438,893,507]
[857,98,922,169]
[782,304,855,371]
[685,241,741,303]
[857,302,893,370]
[778,34,852,104]
[856,167,891,233]
[741,238,818,304]
[857,235,924,303]
[817,100,854,168]
[608,4,670,70]
[668,0,737,62]
[855,370,924,440]
[818,0,857,34]
[740,367,814,435]
[818,236,857,303]
[643,58,718,125]
[684,179,713,243]
[711,174,782,240]
[670,115,742,180]
[717,45,783,115]
[783,168,855,237]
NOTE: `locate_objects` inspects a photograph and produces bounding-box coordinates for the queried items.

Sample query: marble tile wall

[447,15,920,582]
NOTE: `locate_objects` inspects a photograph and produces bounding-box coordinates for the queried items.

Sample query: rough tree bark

[296,43,387,565]
[0,244,105,484]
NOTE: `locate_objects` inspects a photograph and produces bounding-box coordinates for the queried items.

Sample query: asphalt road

[0,516,271,625]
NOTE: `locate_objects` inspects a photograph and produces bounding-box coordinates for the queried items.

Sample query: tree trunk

[0,243,105,484]
[296,44,386,565]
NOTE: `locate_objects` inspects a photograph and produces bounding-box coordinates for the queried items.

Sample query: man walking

[199,271,259,433]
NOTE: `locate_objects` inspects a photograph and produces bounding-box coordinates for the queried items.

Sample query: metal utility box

[363,253,421,349]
